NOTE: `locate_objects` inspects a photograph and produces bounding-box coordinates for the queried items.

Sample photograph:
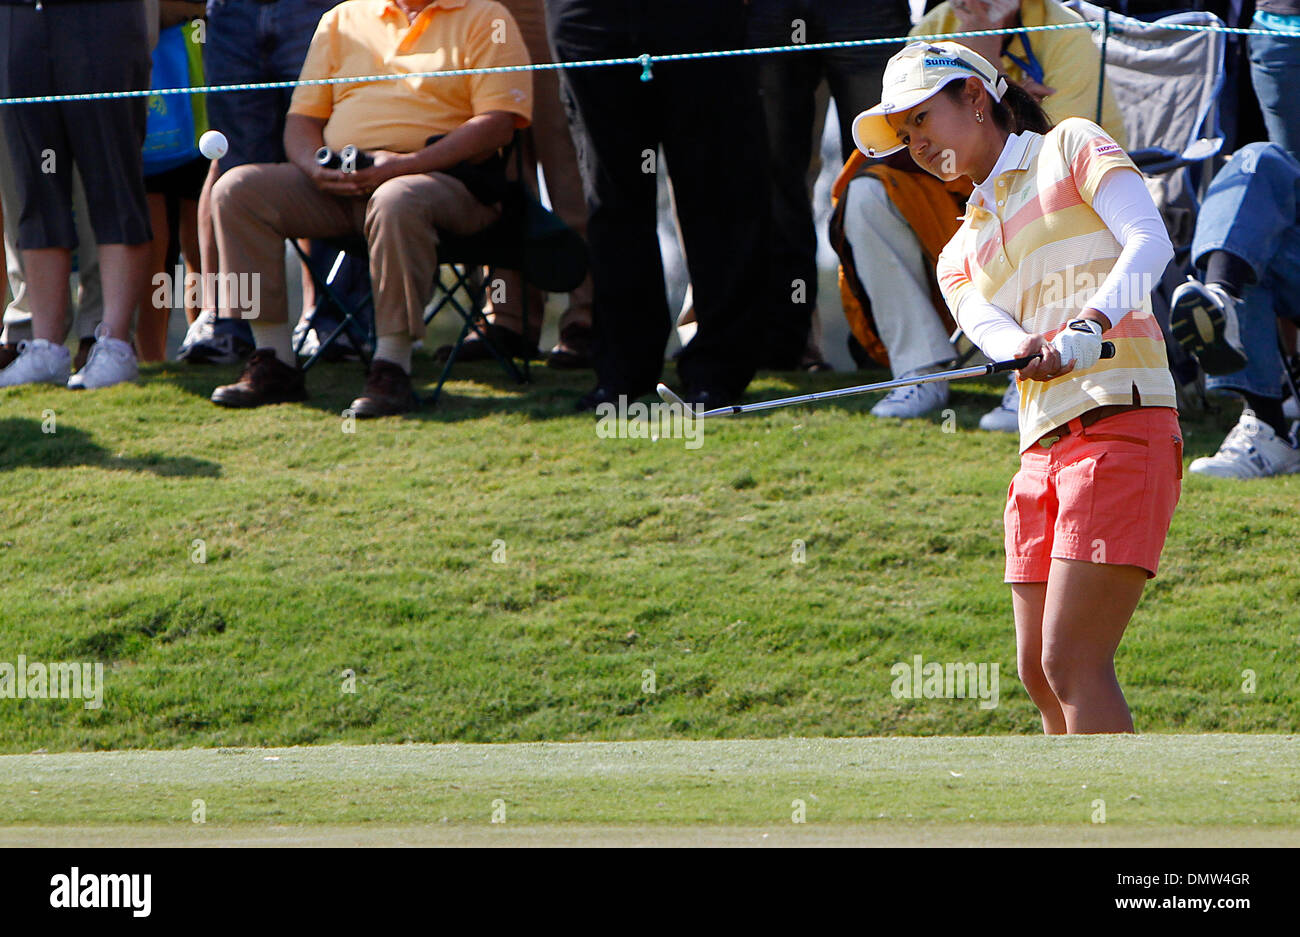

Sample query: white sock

[250,324,295,367]
[374,333,413,373]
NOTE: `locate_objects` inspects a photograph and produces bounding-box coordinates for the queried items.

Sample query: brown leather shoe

[210,349,307,408]
[350,358,414,418]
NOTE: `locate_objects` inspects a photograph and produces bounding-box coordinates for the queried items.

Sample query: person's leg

[1248,16,1300,159]
[136,191,173,361]
[659,30,769,399]
[209,162,357,407]
[747,0,821,369]
[195,158,218,329]
[549,1,668,397]
[1191,143,1300,284]
[20,249,73,343]
[840,176,955,377]
[1039,558,1146,734]
[1010,583,1067,735]
[366,172,502,351]
[212,164,357,344]
[353,171,501,416]
[70,167,103,349]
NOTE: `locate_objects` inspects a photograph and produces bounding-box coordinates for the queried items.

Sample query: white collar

[970,131,1032,210]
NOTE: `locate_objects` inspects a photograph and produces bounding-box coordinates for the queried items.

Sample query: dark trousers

[747,0,912,366]
[546,0,770,397]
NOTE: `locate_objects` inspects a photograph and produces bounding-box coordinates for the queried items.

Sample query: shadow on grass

[0,418,221,477]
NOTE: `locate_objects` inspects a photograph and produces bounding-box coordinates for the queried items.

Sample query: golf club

[656,342,1116,418]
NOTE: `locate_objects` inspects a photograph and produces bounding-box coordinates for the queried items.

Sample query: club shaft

[695,342,1114,418]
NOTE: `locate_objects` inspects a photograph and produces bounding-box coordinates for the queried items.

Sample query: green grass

[1,356,1297,752]
[0,737,1295,841]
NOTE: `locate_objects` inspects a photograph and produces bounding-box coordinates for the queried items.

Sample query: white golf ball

[199,130,229,160]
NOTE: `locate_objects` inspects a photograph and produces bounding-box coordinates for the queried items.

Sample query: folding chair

[290,238,375,372]
[423,152,588,405]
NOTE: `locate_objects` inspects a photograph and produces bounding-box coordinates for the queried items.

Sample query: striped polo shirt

[937,118,1176,452]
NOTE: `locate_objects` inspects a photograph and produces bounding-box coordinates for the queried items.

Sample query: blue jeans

[1249,13,1300,159]
[206,0,340,340]
[1191,143,1300,398]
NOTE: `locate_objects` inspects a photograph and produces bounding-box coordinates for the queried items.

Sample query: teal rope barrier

[0,19,1296,107]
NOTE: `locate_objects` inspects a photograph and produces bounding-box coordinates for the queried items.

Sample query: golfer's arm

[1081,168,1174,331]
[285,113,328,175]
[956,292,1029,363]
[384,111,516,177]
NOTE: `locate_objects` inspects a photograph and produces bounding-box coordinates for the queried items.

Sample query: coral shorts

[1005,407,1183,583]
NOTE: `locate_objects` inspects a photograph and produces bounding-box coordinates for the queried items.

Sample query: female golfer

[853,41,1182,734]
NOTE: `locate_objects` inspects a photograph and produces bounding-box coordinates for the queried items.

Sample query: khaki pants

[211,164,499,337]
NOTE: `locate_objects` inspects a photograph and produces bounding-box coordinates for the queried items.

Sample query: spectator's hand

[1013,333,1074,383]
[1020,76,1057,103]
[308,164,366,198]
[347,151,406,195]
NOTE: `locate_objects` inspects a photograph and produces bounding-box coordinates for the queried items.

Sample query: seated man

[832,0,1126,425]
[1170,142,1300,479]
[210,0,532,416]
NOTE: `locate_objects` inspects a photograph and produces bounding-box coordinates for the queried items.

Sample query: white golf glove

[1051,318,1105,371]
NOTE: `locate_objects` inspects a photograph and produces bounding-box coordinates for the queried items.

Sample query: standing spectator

[1250,0,1300,157]
[746,0,914,370]
[0,0,153,390]
[178,0,341,365]
[547,0,772,409]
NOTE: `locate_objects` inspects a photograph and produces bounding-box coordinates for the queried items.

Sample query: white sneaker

[1188,411,1300,479]
[870,365,949,419]
[1170,277,1248,375]
[979,375,1020,432]
[0,339,71,387]
[68,328,138,389]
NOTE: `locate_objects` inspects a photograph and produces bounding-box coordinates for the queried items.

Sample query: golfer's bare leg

[1011,582,1066,734]
[1041,558,1147,734]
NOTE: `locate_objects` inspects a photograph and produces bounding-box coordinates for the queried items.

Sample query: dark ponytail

[943,76,1053,136]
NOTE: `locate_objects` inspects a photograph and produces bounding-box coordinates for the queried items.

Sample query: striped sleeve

[1055,117,1140,206]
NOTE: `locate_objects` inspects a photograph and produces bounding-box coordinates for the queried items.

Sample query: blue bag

[142,22,208,176]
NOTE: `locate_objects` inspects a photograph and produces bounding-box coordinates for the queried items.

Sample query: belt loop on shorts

[1067,416,1086,437]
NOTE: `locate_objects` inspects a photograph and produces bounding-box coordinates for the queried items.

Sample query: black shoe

[435,324,540,363]
[683,387,739,410]
[211,349,307,408]
[575,384,654,413]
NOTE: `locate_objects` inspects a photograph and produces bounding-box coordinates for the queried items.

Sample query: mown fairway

[1,355,1297,751]
[0,736,1295,845]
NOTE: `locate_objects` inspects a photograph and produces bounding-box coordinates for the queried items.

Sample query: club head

[656,383,688,409]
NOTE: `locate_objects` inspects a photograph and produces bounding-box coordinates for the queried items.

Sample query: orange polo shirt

[289,0,533,154]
